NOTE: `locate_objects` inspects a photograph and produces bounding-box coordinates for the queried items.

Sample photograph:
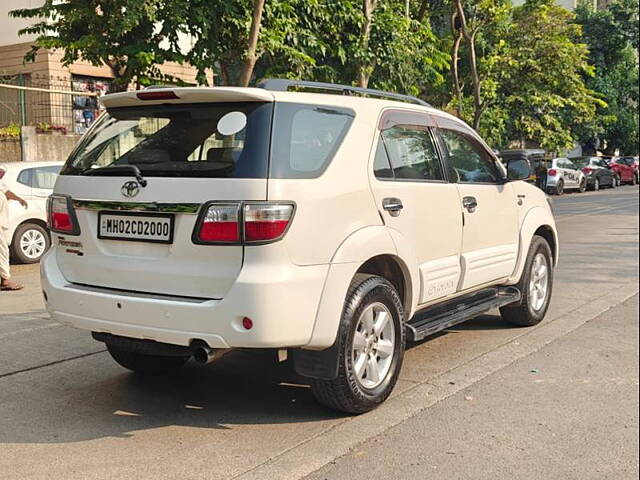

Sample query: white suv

[41,80,558,413]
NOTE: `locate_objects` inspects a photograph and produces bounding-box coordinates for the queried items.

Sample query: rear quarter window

[270,103,355,179]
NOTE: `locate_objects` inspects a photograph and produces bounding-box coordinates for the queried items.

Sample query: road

[0,186,638,480]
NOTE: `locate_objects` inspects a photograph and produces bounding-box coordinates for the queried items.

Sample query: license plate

[98,212,174,244]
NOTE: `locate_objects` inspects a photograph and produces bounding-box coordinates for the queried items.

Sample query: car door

[370,110,463,305]
[560,158,578,187]
[435,122,519,291]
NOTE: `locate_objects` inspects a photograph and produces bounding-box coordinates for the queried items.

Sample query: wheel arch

[507,206,558,285]
[11,218,50,244]
[303,226,417,351]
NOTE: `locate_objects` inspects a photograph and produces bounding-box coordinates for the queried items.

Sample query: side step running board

[406,287,521,342]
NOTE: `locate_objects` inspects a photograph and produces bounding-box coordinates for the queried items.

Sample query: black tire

[310,274,406,414]
[632,174,638,186]
[106,343,189,374]
[593,177,600,191]
[10,223,50,264]
[554,180,564,195]
[500,236,554,327]
[578,177,587,193]
[609,175,617,188]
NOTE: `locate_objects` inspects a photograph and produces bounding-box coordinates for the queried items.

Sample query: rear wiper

[82,164,148,187]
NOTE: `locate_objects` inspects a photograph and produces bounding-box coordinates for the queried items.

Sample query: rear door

[370,110,463,305]
[53,101,273,299]
[435,123,519,291]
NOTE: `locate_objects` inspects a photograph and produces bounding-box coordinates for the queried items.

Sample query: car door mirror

[505,158,531,181]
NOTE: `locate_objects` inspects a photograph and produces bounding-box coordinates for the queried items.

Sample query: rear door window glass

[270,103,354,178]
[379,125,444,181]
[32,166,62,189]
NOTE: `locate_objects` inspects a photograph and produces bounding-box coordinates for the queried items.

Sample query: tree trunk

[450,11,463,116]
[453,0,483,130]
[356,0,378,88]
[416,0,430,22]
[219,62,231,86]
[238,0,266,87]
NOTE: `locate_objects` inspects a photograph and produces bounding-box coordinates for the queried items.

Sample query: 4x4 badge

[121,181,140,198]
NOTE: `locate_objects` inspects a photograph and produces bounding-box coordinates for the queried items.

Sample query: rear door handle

[462,196,478,213]
[382,197,403,217]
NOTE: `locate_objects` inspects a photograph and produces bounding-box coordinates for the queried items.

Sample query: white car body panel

[0,161,62,245]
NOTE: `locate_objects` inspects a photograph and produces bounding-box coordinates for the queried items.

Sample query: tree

[10,0,186,91]
[574,0,639,154]
[448,0,511,129]
[496,0,603,151]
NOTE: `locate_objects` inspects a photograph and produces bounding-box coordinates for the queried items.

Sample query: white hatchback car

[41,81,558,413]
[546,157,586,195]
[0,161,63,263]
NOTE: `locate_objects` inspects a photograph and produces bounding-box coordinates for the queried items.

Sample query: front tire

[593,177,600,191]
[578,177,587,193]
[500,236,554,327]
[10,223,50,264]
[310,274,406,414]
[107,344,189,374]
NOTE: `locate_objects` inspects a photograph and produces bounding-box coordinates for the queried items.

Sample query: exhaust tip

[193,346,213,364]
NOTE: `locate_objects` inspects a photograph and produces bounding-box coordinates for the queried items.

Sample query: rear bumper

[41,249,329,349]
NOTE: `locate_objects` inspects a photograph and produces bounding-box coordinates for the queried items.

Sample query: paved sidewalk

[307,295,639,480]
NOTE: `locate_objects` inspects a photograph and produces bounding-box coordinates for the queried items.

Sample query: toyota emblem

[121,181,140,198]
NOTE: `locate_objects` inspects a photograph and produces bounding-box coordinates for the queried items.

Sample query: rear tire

[107,344,189,374]
[10,223,50,264]
[310,274,405,414]
[500,236,553,327]
[553,180,564,195]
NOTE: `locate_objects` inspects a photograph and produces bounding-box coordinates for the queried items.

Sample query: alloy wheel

[20,228,47,260]
[351,302,395,389]
[528,253,549,312]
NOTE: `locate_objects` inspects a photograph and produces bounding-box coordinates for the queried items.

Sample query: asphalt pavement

[0,185,638,480]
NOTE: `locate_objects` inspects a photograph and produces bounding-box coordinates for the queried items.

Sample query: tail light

[48,195,81,235]
[244,203,294,243]
[194,203,240,243]
[548,169,557,176]
[193,202,294,245]
[582,167,592,174]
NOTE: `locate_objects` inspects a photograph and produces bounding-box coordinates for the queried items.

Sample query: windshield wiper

[83,164,148,187]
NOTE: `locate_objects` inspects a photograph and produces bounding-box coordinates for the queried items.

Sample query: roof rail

[258,78,431,107]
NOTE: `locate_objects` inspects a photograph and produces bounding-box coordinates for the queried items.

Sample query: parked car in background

[0,161,63,263]
[546,157,586,195]
[572,156,618,190]
[500,149,547,189]
[609,156,639,185]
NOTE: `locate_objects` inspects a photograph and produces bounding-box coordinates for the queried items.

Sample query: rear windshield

[572,157,594,167]
[61,101,354,179]
[62,102,273,178]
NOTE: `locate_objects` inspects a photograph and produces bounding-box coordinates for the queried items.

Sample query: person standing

[0,176,28,291]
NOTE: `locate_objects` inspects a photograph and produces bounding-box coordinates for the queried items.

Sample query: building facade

[0,0,209,133]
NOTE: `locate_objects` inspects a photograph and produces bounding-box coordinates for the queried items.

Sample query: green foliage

[10,0,186,90]
[574,0,639,155]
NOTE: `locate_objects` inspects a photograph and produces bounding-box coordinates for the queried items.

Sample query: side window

[32,166,61,189]
[439,129,497,183]
[373,137,393,179]
[379,125,444,181]
[16,168,33,187]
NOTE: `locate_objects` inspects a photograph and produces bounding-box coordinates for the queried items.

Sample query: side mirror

[505,158,531,181]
